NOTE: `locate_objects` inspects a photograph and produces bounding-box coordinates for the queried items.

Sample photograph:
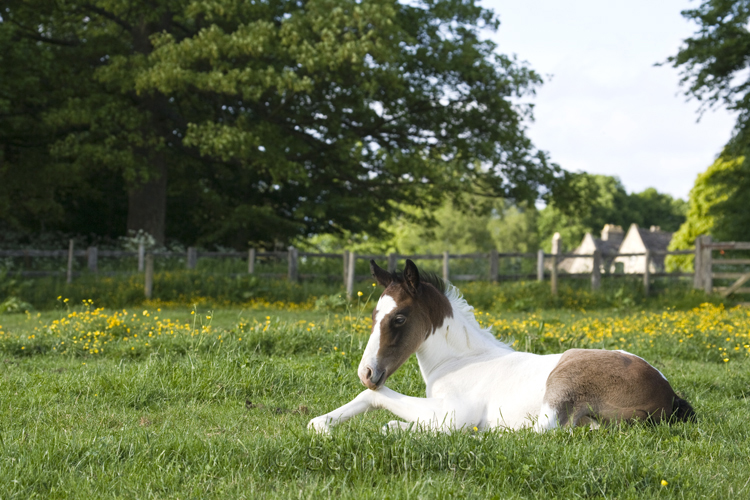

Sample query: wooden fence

[694,237,750,299]
[0,239,712,300]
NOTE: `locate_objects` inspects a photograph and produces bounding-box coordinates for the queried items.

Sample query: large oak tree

[1,0,565,247]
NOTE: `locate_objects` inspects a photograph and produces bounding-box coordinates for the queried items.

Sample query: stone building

[558,224,624,273]
[611,223,673,273]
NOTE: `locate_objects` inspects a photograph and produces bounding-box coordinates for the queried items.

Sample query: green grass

[1,305,749,499]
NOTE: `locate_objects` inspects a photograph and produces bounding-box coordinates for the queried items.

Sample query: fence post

[87,246,98,273]
[489,249,499,282]
[187,247,197,269]
[702,235,713,294]
[388,253,397,273]
[591,249,601,291]
[248,248,256,274]
[551,233,560,295]
[67,239,74,284]
[138,242,145,272]
[643,249,651,296]
[288,246,299,282]
[343,250,349,287]
[442,251,450,283]
[144,253,154,299]
[537,249,544,281]
[693,236,703,289]
[346,251,356,299]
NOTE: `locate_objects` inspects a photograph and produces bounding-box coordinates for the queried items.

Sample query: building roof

[636,225,673,269]
[594,232,624,257]
[558,223,677,273]
[558,227,624,272]
[637,226,673,252]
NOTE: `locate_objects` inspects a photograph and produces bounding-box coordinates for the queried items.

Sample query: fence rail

[1,237,731,300]
[693,236,750,300]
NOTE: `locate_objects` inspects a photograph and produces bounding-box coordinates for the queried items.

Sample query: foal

[308,260,695,433]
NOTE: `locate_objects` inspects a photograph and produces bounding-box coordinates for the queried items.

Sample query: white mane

[443,283,514,350]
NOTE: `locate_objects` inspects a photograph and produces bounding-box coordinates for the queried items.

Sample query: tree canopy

[536,174,687,251]
[1,0,566,248]
[301,173,684,257]
[669,0,750,152]
[666,0,750,252]
[667,155,750,270]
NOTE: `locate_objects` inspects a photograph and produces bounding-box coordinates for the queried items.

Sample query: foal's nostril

[365,367,373,381]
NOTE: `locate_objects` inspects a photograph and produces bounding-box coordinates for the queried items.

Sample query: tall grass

[458,277,725,312]
[0,269,731,313]
[0,304,748,498]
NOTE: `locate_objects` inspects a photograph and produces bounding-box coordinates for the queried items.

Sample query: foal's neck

[415,298,510,379]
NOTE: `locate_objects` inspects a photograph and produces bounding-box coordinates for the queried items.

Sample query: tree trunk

[125,19,171,246]
[127,155,167,245]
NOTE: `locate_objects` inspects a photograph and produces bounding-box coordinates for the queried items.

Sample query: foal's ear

[370,260,393,288]
[403,259,421,296]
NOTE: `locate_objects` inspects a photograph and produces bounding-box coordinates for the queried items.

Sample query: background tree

[628,188,688,233]
[667,156,748,270]
[669,0,750,152]
[377,196,538,255]
[536,174,686,251]
[1,0,567,248]
[301,174,683,258]
[537,174,628,251]
[667,0,750,245]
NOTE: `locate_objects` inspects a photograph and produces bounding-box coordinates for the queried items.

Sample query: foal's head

[358,259,453,390]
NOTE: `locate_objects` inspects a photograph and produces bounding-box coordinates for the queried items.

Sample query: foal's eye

[393,315,406,326]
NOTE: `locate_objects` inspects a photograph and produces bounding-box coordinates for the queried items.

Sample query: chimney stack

[601,224,624,241]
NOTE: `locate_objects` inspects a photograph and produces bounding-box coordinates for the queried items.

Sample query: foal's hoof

[307,415,332,434]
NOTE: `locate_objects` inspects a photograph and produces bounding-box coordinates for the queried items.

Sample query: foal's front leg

[307,386,447,433]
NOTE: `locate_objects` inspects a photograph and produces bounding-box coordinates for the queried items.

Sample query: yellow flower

[661,480,668,487]
[358,291,363,297]
[372,283,376,287]
[473,426,478,432]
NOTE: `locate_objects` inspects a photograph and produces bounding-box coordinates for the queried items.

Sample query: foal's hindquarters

[536,349,696,429]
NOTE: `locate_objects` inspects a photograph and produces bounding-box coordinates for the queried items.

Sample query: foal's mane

[393,267,508,348]
[417,270,448,294]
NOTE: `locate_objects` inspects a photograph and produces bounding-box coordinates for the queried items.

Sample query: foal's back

[428,350,565,429]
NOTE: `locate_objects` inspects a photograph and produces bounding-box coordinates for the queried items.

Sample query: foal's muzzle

[361,366,386,390]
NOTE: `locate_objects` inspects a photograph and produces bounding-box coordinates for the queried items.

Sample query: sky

[481,0,737,201]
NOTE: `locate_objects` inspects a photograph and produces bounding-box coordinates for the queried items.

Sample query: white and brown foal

[308,259,695,433]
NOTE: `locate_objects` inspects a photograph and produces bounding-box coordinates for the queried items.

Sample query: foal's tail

[671,396,697,423]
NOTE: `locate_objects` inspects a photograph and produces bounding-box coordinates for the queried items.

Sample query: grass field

[1,295,749,499]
